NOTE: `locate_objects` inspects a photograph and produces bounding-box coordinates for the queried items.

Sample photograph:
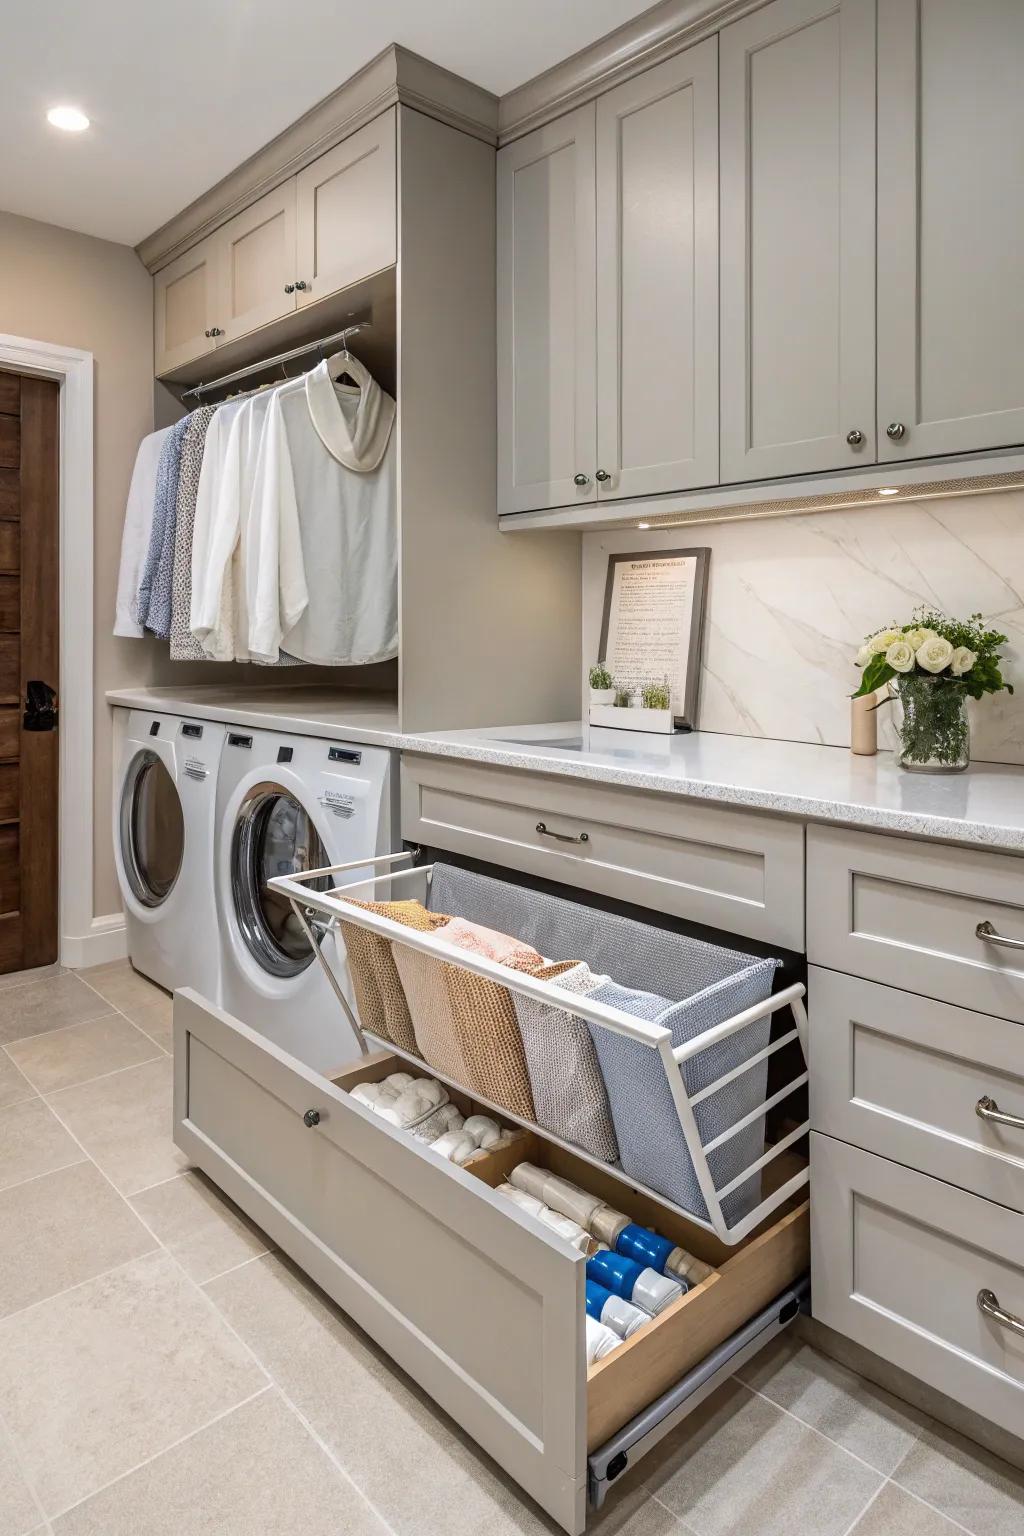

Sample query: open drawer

[173,989,809,1533]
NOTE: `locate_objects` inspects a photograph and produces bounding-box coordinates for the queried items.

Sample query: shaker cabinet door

[154,237,219,377]
[497,105,598,516]
[595,39,719,500]
[719,0,876,482]
[213,182,298,344]
[877,0,1024,461]
[295,109,397,307]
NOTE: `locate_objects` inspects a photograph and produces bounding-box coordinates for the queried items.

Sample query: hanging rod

[181,321,370,402]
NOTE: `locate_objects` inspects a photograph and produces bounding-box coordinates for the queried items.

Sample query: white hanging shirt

[189,398,248,659]
[247,361,397,666]
[114,426,172,637]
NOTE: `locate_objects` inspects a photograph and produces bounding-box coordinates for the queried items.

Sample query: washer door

[120,749,185,907]
[231,782,331,978]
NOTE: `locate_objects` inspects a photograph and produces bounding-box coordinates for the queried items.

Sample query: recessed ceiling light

[637,521,650,529]
[47,105,89,132]
[877,486,899,496]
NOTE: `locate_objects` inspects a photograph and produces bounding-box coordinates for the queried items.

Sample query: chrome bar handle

[976,920,1024,952]
[976,1095,1024,1131]
[536,821,589,846]
[978,1288,1024,1339]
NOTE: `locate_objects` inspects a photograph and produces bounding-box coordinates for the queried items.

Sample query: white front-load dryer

[114,709,225,996]
[215,725,397,1071]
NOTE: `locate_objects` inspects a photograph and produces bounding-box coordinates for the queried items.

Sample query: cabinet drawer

[807,825,1024,1022]
[174,989,808,1533]
[401,756,804,950]
[809,968,1024,1210]
[811,1133,1024,1438]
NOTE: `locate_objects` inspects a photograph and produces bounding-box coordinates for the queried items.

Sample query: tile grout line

[0,1152,88,1199]
[0,1245,163,1329]
[837,1477,889,1536]
[736,1377,907,1481]
[14,1048,165,1101]
[198,1247,275,1286]
[44,1385,275,1524]
[128,1168,194,1198]
[886,1480,980,1536]
[0,1396,50,1535]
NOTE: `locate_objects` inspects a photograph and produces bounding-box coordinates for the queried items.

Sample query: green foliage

[588,663,614,691]
[641,680,671,710]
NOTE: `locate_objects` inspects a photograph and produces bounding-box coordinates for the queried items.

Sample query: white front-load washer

[114,709,225,997]
[215,724,397,1071]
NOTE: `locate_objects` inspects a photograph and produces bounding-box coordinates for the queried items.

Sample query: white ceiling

[0,0,655,247]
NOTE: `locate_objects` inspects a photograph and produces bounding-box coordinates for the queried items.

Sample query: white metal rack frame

[269,852,809,1244]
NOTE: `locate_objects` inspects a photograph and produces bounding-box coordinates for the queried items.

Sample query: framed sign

[598,548,709,729]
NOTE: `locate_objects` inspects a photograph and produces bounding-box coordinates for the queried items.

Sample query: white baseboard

[61,913,127,970]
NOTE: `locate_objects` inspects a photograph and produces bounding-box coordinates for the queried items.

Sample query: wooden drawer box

[174,989,808,1534]
[811,1132,1024,1438]
[807,825,1024,1023]
[809,967,1024,1211]
[401,755,805,950]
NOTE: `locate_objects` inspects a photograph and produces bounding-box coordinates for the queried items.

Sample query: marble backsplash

[581,490,1024,765]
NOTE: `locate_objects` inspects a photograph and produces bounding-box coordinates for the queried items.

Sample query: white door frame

[0,333,97,968]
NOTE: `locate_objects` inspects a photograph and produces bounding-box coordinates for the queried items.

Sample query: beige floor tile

[0,1161,157,1319]
[131,1170,272,1284]
[0,1052,36,1111]
[641,1379,883,1536]
[0,962,64,994]
[0,1416,44,1536]
[847,1482,966,1535]
[79,963,169,1022]
[206,1253,555,1536]
[0,976,111,1049]
[51,1388,393,1536]
[0,1249,267,1517]
[123,997,172,1054]
[892,1422,1024,1536]
[7,1016,160,1095]
[739,1337,927,1475]
[45,1057,187,1196]
[0,1099,85,1193]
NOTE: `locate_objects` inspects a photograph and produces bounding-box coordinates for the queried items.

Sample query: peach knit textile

[339,898,449,1055]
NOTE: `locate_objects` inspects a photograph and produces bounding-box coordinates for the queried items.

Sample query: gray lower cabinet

[811,1132,1024,1438]
[174,988,808,1532]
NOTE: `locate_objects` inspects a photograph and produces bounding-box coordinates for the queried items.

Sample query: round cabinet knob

[573,473,590,487]
[208,326,223,338]
[294,280,309,292]
[595,469,611,483]
[284,283,295,294]
[846,428,864,447]
[886,421,907,441]
[203,329,212,338]
[302,1108,321,1128]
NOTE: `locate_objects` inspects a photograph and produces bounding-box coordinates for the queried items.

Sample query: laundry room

[2,3,1024,1533]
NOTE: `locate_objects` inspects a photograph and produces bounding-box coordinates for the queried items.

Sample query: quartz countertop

[105,686,1024,852]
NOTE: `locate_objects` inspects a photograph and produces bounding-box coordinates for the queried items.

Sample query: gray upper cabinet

[877,0,1024,461]
[497,105,598,516]
[154,236,220,376]
[294,110,397,307]
[595,41,719,500]
[719,0,876,483]
[213,183,298,345]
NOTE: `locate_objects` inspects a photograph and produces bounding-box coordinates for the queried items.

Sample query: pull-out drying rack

[268,851,809,1245]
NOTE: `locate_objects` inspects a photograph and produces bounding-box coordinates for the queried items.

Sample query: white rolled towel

[383,1072,416,1092]
[351,1083,383,1110]
[496,1184,546,1218]
[463,1114,504,1149]
[430,1131,478,1165]
[586,1316,620,1365]
[496,1186,590,1251]
[509,1163,603,1230]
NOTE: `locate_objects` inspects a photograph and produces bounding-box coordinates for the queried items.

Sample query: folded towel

[438,918,546,970]
[462,1114,504,1149]
[586,1316,621,1364]
[513,961,620,1162]
[409,1104,464,1143]
[496,1184,591,1251]
[430,1130,478,1165]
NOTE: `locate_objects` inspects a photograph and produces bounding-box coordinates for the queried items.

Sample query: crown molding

[137,44,497,273]
[497,0,765,144]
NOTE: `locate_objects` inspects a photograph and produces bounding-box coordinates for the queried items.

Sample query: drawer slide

[587,1278,809,1510]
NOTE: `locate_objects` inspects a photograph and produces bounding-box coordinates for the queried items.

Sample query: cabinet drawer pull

[535,821,589,846]
[978,1288,1024,1339]
[976,1095,1024,1131]
[976,920,1024,952]
[302,1108,321,1128]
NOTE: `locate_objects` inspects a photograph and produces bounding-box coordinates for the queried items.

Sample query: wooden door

[294,109,397,308]
[0,371,59,972]
[878,0,1024,461]
[595,39,719,500]
[214,181,298,344]
[719,0,876,482]
[497,104,597,515]
[154,235,219,376]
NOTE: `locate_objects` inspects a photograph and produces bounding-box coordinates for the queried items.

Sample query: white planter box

[589,705,675,734]
[588,688,617,706]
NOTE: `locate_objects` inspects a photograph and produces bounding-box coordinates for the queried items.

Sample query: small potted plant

[853,608,1012,772]
[641,679,671,711]
[588,663,616,706]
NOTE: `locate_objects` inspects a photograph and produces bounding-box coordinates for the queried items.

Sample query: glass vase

[893,675,970,772]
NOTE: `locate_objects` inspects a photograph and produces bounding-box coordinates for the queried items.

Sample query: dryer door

[231,782,331,978]
[119,749,185,907]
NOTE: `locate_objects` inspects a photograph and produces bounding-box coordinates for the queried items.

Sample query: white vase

[589,688,616,706]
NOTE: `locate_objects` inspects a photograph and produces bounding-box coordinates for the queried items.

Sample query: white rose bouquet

[853,608,1012,771]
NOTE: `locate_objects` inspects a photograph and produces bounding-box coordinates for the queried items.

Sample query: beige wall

[0,210,157,917]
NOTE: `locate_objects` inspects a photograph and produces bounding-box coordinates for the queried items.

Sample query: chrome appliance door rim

[119,748,184,908]
[231,781,330,980]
